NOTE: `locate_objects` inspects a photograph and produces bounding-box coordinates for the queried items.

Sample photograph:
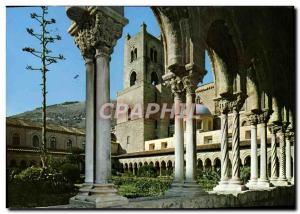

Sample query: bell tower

[116,22,172,153]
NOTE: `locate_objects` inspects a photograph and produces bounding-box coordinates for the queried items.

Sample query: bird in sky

[73,74,79,79]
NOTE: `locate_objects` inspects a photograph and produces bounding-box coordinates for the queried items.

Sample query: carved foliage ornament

[165,76,185,98]
[257,109,273,124]
[74,11,123,58]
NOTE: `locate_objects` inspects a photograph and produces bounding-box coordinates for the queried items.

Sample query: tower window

[130,71,137,86]
[134,48,137,60]
[150,48,153,61]
[32,135,39,147]
[151,72,159,85]
[154,51,157,63]
[130,50,134,62]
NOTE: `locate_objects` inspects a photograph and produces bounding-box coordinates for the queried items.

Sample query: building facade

[6,118,86,168]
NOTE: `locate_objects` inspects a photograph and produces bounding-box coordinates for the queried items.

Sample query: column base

[212,180,230,192]
[245,179,258,189]
[69,183,128,208]
[256,178,274,189]
[164,181,207,197]
[272,178,291,186]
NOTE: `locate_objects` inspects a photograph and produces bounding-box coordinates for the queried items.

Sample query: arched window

[130,50,134,62]
[130,72,137,86]
[134,48,137,60]
[32,135,39,147]
[128,108,131,121]
[67,139,72,150]
[12,133,20,146]
[150,48,153,61]
[154,50,157,62]
[151,72,159,85]
[49,137,56,149]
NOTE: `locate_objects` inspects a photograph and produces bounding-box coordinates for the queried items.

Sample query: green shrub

[240,166,251,184]
[112,176,172,198]
[61,163,80,183]
[197,170,220,191]
[137,165,158,178]
[7,166,77,208]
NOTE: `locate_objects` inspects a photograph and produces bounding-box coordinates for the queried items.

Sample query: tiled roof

[6,118,85,135]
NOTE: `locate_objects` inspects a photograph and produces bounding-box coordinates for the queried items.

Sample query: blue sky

[6,6,213,116]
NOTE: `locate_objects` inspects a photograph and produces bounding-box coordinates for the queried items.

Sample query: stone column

[95,47,111,184]
[213,99,230,192]
[257,110,272,188]
[269,125,280,184]
[286,135,292,181]
[228,97,246,191]
[67,6,128,208]
[173,94,184,183]
[182,73,198,183]
[85,58,95,184]
[276,127,289,186]
[246,113,259,188]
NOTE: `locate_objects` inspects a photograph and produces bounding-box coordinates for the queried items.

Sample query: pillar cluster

[67,6,129,208]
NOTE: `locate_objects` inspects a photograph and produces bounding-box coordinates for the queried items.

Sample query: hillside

[9,101,117,129]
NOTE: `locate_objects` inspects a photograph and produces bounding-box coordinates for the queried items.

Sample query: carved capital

[71,10,124,58]
[165,76,185,99]
[268,123,281,134]
[257,109,273,124]
[247,113,258,125]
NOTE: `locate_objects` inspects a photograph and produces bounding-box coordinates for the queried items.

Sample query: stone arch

[206,19,239,96]
[144,161,148,166]
[149,161,154,167]
[138,162,143,168]
[32,135,40,148]
[214,158,221,172]
[49,136,57,149]
[167,160,173,175]
[204,158,212,170]
[161,160,167,176]
[244,155,251,167]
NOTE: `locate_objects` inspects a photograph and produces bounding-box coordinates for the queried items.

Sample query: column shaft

[185,92,196,182]
[278,132,287,181]
[286,138,292,181]
[270,130,278,179]
[95,50,111,184]
[174,96,184,183]
[220,112,229,182]
[259,122,268,181]
[231,109,240,181]
[84,58,95,184]
[250,124,258,181]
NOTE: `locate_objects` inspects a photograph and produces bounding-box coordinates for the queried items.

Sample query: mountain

[9,101,117,129]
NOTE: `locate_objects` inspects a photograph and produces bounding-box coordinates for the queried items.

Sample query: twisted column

[213,98,230,192]
[278,128,288,183]
[270,125,279,181]
[220,107,229,182]
[231,108,240,180]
